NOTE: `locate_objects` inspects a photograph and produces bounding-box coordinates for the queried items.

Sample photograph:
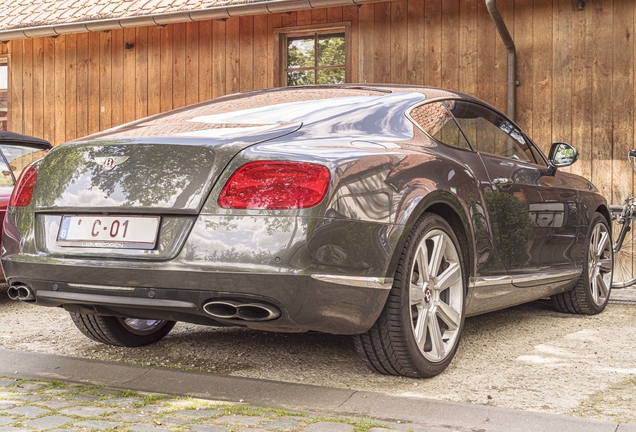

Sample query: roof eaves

[0,0,378,42]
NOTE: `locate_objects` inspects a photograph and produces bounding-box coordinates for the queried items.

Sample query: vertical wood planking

[374,3,391,83]
[9,40,23,134]
[424,0,442,87]
[110,30,124,130]
[343,6,359,83]
[87,33,100,135]
[551,0,572,153]
[253,15,268,90]
[122,28,136,123]
[239,16,254,92]
[391,1,408,85]
[476,0,495,109]
[199,20,213,102]
[135,26,148,120]
[43,38,55,142]
[99,31,112,132]
[532,0,553,154]
[172,23,186,109]
[570,1,592,180]
[225,18,240,95]
[297,10,312,26]
[591,0,613,200]
[160,25,173,112]
[327,7,343,23]
[268,14,282,88]
[492,0,512,114]
[458,0,477,97]
[213,20,226,97]
[65,35,77,141]
[75,34,88,138]
[147,25,161,115]
[185,22,199,106]
[440,0,459,90]
[313,7,327,24]
[54,36,66,144]
[612,0,634,205]
[407,0,424,86]
[22,39,33,137]
[514,0,533,134]
[358,4,374,83]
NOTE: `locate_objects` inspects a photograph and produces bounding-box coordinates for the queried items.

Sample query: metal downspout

[485,0,516,122]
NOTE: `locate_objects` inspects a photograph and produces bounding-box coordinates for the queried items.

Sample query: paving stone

[138,405,168,413]
[0,427,31,432]
[0,401,21,410]
[68,394,101,402]
[98,397,144,407]
[73,420,122,430]
[34,400,79,409]
[0,392,16,398]
[0,419,13,426]
[236,429,270,432]
[107,412,152,422]
[59,406,112,417]
[25,415,74,430]
[190,426,228,432]
[0,381,16,388]
[213,414,266,426]
[12,384,45,392]
[5,406,50,418]
[260,419,302,430]
[92,388,123,396]
[304,422,355,432]
[43,389,69,395]
[173,409,222,419]
[127,425,171,432]
[6,395,43,402]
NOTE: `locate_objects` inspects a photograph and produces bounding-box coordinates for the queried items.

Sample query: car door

[445,100,580,291]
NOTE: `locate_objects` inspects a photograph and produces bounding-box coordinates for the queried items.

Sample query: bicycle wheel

[611,210,636,288]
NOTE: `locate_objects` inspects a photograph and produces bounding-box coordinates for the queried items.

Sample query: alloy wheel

[588,223,613,306]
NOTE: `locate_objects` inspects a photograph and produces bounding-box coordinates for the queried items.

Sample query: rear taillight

[218,161,330,209]
[9,165,38,207]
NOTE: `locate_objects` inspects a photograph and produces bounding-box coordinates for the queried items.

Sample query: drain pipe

[485,0,517,122]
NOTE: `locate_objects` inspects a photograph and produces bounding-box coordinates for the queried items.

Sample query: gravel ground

[1,285,635,422]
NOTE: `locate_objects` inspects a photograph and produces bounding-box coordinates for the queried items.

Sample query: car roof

[0,131,52,150]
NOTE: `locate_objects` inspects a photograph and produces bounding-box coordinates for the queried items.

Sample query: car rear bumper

[3,260,392,334]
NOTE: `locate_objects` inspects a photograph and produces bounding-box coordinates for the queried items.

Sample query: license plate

[57,215,161,249]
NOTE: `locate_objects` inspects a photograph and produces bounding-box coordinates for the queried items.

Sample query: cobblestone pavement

[0,376,442,432]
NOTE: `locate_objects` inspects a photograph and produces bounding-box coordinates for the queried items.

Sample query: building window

[276,23,350,87]
[0,59,7,131]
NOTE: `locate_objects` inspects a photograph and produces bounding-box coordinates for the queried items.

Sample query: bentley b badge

[94,156,129,171]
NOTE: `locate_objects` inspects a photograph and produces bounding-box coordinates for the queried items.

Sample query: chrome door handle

[493,178,513,189]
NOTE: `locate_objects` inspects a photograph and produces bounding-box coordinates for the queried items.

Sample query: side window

[409,102,471,150]
[445,100,536,163]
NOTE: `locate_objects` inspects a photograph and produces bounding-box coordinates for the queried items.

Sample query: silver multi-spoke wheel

[354,213,466,378]
[552,213,612,315]
[409,229,463,363]
[70,313,176,347]
[119,318,168,335]
[588,223,612,306]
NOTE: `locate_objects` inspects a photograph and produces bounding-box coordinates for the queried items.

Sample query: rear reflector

[9,165,38,207]
[218,161,330,209]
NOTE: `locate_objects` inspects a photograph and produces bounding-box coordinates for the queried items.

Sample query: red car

[0,131,51,279]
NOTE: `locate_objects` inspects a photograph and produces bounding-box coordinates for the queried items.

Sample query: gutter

[485,0,517,121]
[0,0,379,42]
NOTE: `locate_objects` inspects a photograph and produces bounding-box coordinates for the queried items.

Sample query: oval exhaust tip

[7,287,19,301]
[203,301,239,319]
[15,285,35,301]
[237,304,281,321]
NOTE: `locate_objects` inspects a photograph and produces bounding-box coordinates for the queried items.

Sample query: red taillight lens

[218,161,330,209]
[9,165,38,207]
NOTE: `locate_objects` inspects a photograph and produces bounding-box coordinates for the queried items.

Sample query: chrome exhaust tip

[7,287,19,301]
[15,285,35,301]
[202,300,281,321]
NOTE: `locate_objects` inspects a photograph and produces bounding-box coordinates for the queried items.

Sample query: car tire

[353,212,466,378]
[552,212,613,315]
[70,313,176,347]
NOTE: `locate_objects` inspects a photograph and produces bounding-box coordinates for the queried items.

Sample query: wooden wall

[3,0,634,207]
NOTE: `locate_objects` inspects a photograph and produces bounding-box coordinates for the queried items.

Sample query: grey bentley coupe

[2,85,612,378]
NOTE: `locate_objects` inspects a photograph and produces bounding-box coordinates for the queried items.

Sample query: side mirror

[548,142,579,167]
